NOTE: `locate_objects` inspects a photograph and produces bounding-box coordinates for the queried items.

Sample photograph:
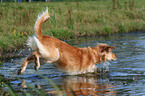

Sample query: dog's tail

[34,7,50,39]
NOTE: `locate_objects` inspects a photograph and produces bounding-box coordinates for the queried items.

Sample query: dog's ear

[107,46,115,50]
[100,46,115,53]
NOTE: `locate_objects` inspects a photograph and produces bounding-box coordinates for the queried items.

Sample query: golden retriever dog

[18,8,116,75]
[47,76,117,95]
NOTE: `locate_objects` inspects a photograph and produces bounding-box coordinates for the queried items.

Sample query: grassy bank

[0,0,145,57]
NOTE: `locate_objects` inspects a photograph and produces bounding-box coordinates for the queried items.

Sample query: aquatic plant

[2,75,67,96]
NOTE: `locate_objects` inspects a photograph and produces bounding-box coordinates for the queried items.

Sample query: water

[1,32,145,95]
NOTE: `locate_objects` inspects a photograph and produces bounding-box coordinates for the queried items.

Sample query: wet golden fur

[18,8,116,75]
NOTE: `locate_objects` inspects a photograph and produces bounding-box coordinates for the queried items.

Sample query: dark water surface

[1,32,145,95]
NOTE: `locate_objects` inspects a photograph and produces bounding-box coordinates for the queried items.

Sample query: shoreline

[0,0,145,61]
[1,30,145,61]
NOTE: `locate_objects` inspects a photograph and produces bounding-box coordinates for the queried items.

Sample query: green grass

[0,0,145,56]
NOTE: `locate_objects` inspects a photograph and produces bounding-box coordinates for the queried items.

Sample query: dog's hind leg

[33,51,40,71]
[18,55,35,75]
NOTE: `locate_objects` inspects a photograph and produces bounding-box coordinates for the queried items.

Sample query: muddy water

[1,32,145,95]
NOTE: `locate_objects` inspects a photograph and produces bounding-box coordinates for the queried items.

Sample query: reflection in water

[18,74,117,96]
[51,75,117,96]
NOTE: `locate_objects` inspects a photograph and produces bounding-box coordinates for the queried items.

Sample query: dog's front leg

[18,55,35,75]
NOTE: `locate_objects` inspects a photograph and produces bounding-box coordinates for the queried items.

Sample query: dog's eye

[106,50,109,53]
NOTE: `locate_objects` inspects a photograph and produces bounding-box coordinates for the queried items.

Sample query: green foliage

[3,74,67,96]
[5,84,16,96]
[0,0,145,54]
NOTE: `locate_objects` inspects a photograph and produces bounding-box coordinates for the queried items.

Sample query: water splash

[97,61,111,73]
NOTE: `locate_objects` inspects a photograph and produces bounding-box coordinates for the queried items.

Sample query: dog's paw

[34,66,39,71]
[17,69,23,75]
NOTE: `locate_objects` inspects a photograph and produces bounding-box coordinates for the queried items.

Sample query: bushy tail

[34,7,50,38]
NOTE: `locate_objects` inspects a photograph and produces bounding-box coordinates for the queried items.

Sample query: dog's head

[98,43,116,62]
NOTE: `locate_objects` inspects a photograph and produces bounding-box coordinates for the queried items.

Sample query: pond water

[1,31,145,95]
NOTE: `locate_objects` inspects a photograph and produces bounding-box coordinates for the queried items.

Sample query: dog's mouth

[111,58,117,61]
